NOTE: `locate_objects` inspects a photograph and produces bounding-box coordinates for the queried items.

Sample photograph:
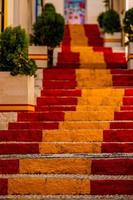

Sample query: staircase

[0,24,133,199]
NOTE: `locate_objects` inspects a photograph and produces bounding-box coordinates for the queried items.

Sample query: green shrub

[0,26,37,76]
[43,3,56,13]
[102,9,121,34]
[97,12,105,29]
[33,3,65,67]
[123,8,133,42]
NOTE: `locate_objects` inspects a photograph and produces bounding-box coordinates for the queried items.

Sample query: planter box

[29,46,48,68]
[128,42,133,69]
[104,32,122,47]
[0,72,35,111]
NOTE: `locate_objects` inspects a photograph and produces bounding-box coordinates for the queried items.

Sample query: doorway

[64,0,86,24]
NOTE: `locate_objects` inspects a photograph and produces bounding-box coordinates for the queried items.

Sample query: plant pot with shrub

[123,8,133,69]
[33,3,65,67]
[102,9,122,47]
[97,12,105,37]
[0,26,37,110]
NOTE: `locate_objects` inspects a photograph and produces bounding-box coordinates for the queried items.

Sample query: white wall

[85,0,105,24]
[44,0,105,24]
[126,0,133,10]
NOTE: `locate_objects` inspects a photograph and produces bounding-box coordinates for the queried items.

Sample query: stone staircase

[0,24,133,199]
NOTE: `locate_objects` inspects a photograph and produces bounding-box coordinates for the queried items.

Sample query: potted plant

[97,12,105,37]
[123,8,133,69]
[102,9,122,47]
[0,26,37,111]
[33,3,65,67]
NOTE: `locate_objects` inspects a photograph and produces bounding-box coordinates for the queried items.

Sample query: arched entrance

[64,0,86,24]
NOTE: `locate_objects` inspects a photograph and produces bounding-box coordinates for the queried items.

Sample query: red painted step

[102,143,133,153]
[121,106,133,110]
[110,121,133,129]
[37,97,78,106]
[41,89,81,97]
[8,122,58,130]
[111,69,133,75]
[103,129,133,142]
[123,97,133,105]
[36,105,76,111]
[0,179,8,195]
[17,112,64,121]
[0,130,42,142]
[0,143,39,154]
[92,159,133,175]
[91,180,133,195]
[0,158,132,175]
[43,80,77,89]
[115,111,133,120]
[0,160,19,174]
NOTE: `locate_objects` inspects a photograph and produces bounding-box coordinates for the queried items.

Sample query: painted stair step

[37,97,77,105]
[43,129,133,143]
[18,111,115,121]
[36,105,121,112]
[110,122,133,129]
[123,97,133,105]
[43,73,76,80]
[0,130,42,142]
[115,111,133,120]
[121,106,133,110]
[0,129,132,143]
[112,75,133,82]
[0,176,132,195]
[0,142,132,154]
[0,158,132,175]
[8,122,59,130]
[106,63,127,69]
[113,83,133,87]
[43,81,77,89]
[17,112,64,122]
[125,89,133,96]
[111,69,133,75]
[41,89,81,96]
[36,105,77,111]
[37,96,123,106]
[103,129,133,142]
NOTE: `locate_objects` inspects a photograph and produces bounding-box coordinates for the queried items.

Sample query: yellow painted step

[43,129,103,142]
[76,105,120,112]
[8,177,90,195]
[19,158,92,174]
[64,111,114,121]
[59,121,110,130]
[39,142,101,154]
[77,96,123,106]
[80,88,124,97]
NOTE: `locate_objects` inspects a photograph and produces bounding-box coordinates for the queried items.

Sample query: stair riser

[0,158,132,175]
[0,178,132,195]
[0,143,132,154]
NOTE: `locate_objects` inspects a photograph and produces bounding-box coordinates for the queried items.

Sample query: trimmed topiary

[97,12,105,29]
[102,9,121,34]
[33,3,65,67]
[0,26,37,76]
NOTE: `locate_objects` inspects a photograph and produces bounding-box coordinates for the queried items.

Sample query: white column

[126,0,133,10]
[7,0,14,26]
